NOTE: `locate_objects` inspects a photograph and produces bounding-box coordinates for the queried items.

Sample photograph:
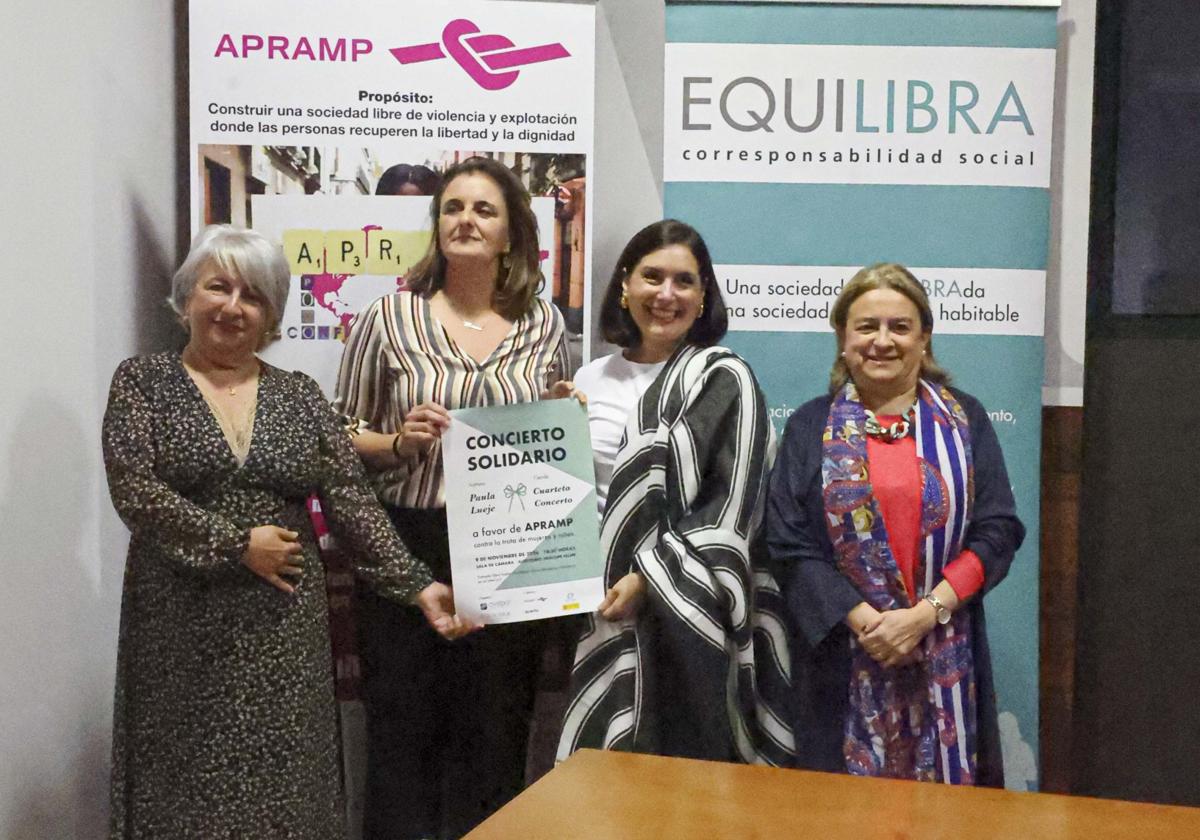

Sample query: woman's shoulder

[345,292,388,334]
[680,343,752,376]
[946,385,983,410]
[506,297,566,354]
[120,350,179,369]
[111,351,180,385]
[360,287,422,317]
[691,343,742,363]
[368,288,415,315]
[574,351,661,389]
[527,296,566,333]
[657,345,758,397]
[767,394,831,468]
[665,347,770,418]
[260,361,324,399]
[345,290,426,343]
[783,394,834,434]
[942,385,990,426]
[796,392,834,415]
[573,353,615,389]
[693,346,777,396]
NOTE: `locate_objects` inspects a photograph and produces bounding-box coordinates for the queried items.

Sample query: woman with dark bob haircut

[333,156,574,838]
[557,219,794,767]
[767,262,1024,785]
[597,218,728,348]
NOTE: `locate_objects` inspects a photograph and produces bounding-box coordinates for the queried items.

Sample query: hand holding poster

[442,400,604,625]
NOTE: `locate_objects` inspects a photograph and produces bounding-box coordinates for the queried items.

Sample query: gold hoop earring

[619,289,628,309]
[697,300,705,317]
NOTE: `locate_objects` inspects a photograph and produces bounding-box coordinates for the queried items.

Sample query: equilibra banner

[665,1,1057,790]
[190,0,596,394]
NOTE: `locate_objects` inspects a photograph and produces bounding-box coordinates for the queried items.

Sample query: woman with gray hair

[102,224,468,839]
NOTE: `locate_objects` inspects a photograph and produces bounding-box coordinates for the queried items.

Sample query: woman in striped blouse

[333,156,571,840]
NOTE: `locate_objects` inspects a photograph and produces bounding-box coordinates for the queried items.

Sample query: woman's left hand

[598,572,647,621]
[542,380,587,406]
[857,604,937,667]
[414,582,480,641]
[395,401,452,459]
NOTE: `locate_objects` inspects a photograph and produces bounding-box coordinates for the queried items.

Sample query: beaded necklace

[862,402,916,442]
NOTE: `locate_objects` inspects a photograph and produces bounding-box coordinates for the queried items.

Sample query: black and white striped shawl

[557,344,795,766]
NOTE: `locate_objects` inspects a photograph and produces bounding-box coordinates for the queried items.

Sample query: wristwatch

[923,592,952,625]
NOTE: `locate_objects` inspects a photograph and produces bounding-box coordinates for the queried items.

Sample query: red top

[867,418,984,603]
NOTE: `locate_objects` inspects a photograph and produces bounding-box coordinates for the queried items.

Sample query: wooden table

[466,749,1200,839]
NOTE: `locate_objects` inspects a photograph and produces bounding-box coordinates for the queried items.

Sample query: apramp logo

[390,19,570,90]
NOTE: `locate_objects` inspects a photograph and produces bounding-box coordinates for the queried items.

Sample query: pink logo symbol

[390,19,570,90]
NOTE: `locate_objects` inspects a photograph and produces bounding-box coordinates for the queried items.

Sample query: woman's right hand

[393,401,452,460]
[599,572,647,621]
[542,380,588,407]
[243,525,304,594]
[847,602,924,668]
[413,582,479,640]
[846,601,883,637]
[860,606,932,667]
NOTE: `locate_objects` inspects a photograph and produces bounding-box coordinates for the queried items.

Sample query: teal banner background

[666,2,1055,789]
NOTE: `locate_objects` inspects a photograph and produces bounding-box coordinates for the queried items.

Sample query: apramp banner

[189,4,597,834]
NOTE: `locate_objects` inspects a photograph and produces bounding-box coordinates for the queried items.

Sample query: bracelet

[391,432,405,462]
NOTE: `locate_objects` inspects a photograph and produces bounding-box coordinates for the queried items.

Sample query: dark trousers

[359,508,545,840]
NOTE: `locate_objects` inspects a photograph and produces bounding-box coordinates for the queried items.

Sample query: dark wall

[1075,338,1200,803]
[1072,0,1200,805]
[1039,405,1081,795]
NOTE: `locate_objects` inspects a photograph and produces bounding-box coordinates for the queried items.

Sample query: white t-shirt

[574,352,666,515]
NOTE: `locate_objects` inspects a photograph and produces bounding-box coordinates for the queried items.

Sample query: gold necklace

[438,292,491,331]
[183,351,256,397]
[203,376,246,397]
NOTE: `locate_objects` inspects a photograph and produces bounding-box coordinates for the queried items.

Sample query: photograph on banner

[190,0,596,394]
[441,400,604,625]
[198,145,581,394]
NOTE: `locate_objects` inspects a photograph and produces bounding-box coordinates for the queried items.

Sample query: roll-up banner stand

[189,3,596,832]
[665,0,1058,789]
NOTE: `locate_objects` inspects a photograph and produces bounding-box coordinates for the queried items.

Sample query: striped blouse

[333,290,570,509]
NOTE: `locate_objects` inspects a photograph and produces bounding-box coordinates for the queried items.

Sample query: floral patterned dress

[102,352,433,839]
